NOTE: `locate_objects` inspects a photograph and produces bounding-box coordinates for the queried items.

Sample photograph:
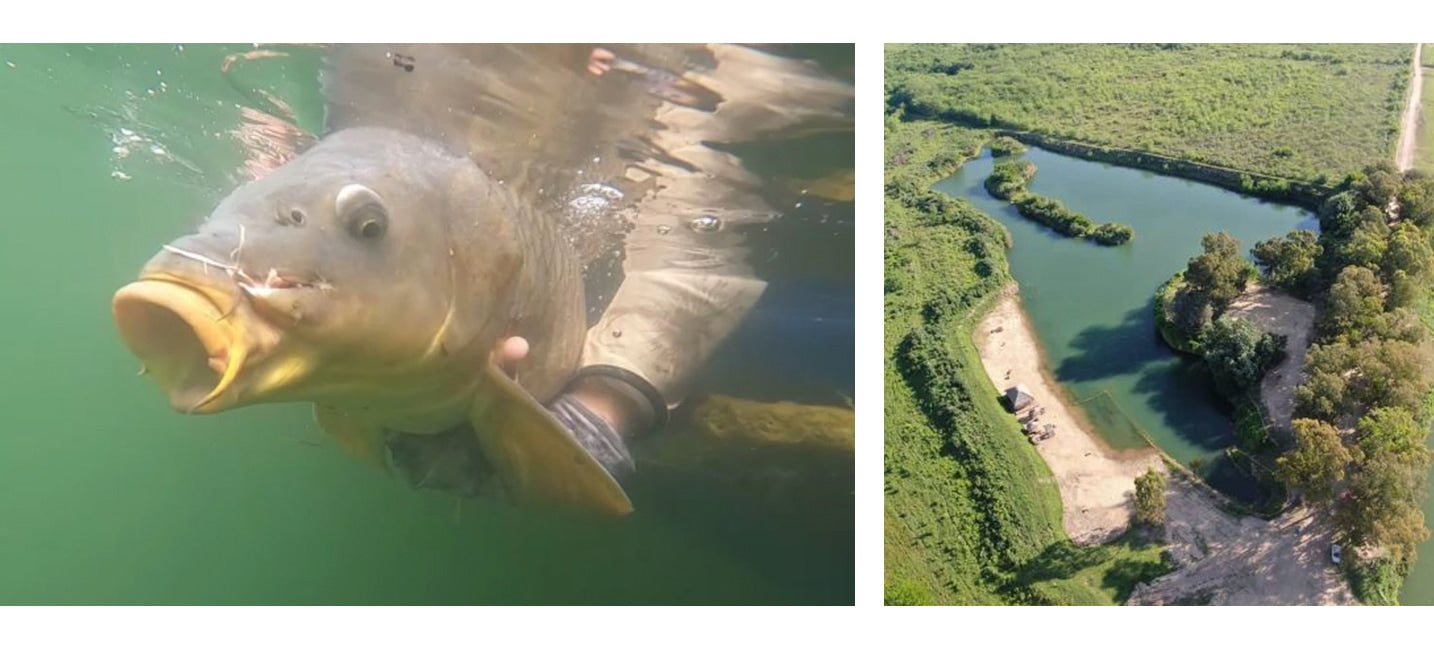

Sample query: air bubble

[687,215,722,233]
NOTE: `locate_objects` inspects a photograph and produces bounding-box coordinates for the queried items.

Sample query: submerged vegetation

[887,44,1411,183]
[884,118,1169,605]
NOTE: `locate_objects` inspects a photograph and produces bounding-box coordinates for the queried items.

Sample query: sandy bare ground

[1396,43,1424,172]
[1225,284,1316,432]
[975,288,1354,604]
[1128,477,1355,605]
[974,289,1163,545]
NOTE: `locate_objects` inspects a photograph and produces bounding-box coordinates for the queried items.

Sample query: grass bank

[887,44,1411,183]
[884,118,1171,605]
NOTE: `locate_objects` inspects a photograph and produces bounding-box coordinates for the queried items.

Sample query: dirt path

[975,287,1354,604]
[1225,284,1316,431]
[1396,43,1423,172]
[974,290,1163,545]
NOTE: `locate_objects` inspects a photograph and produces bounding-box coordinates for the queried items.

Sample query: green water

[0,44,852,604]
[933,148,1316,495]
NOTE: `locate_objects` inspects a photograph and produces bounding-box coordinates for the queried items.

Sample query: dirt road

[1225,285,1316,431]
[1128,477,1355,606]
[1396,43,1423,172]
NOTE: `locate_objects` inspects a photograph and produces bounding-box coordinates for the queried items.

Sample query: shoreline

[972,287,1163,545]
[975,284,1354,604]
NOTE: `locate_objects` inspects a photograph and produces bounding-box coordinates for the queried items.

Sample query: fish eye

[357,212,386,239]
[335,184,388,242]
[288,208,306,226]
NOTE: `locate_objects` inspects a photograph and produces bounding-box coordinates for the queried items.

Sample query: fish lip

[112,275,248,413]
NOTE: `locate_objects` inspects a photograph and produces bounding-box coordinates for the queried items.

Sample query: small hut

[1004,385,1035,414]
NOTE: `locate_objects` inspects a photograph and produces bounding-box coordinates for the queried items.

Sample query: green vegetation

[988,135,1026,157]
[1418,62,1434,174]
[1201,315,1287,402]
[1011,193,1094,238]
[1269,166,1434,602]
[1153,236,1286,499]
[984,159,1035,200]
[1275,419,1354,503]
[887,44,1411,182]
[1133,469,1167,533]
[884,118,1170,605]
[985,161,1135,246]
[1090,223,1135,246]
[1251,229,1322,298]
[1157,233,1258,348]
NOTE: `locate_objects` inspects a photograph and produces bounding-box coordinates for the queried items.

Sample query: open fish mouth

[113,276,248,413]
[114,244,328,413]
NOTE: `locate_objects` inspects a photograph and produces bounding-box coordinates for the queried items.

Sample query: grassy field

[883,118,1172,605]
[1418,56,1434,174]
[887,44,1413,183]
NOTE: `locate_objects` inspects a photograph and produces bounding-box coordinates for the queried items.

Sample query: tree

[1336,409,1433,563]
[1382,222,1434,285]
[1133,469,1167,531]
[1276,418,1356,504]
[1251,229,1321,296]
[1397,174,1434,228]
[1322,265,1385,340]
[1352,162,1402,208]
[1319,190,1362,237]
[1387,269,1422,310]
[1183,232,1253,313]
[1200,315,1286,400]
[1349,338,1434,416]
[1333,217,1389,271]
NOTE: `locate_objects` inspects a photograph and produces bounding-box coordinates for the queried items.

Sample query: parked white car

[1330,543,1343,566]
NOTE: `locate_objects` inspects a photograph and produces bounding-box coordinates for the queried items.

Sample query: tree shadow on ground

[1102,555,1174,603]
[1004,534,1171,604]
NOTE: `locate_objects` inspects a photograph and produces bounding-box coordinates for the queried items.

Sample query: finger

[497,336,530,377]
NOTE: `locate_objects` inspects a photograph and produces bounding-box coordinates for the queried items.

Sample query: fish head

[113,127,520,414]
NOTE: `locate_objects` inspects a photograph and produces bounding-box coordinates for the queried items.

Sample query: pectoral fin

[313,404,390,472]
[470,366,633,516]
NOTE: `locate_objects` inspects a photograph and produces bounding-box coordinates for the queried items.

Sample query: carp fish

[110,45,679,516]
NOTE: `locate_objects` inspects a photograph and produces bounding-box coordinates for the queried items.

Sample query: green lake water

[0,44,852,605]
[934,148,1316,496]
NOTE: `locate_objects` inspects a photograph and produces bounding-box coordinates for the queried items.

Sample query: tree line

[1264,164,1434,604]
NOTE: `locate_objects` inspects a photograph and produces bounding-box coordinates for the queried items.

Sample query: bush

[988,135,1027,157]
[1090,222,1135,246]
[1133,469,1167,531]
[984,159,1036,200]
[1012,194,1095,237]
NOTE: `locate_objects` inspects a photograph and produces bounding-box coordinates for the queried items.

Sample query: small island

[984,151,1135,246]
